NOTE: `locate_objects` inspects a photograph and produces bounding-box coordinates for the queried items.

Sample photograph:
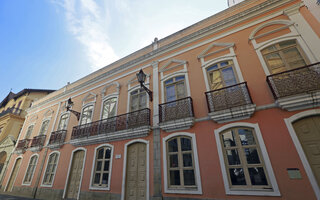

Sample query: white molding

[40,151,61,187]
[214,122,280,196]
[89,144,114,191]
[284,109,320,200]
[162,132,202,194]
[159,59,187,73]
[249,20,294,40]
[37,117,52,136]
[21,153,39,186]
[121,139,150,200]
[43,108,54,118]
[62,147,87,200]
[82,92,97,106]
[200,46,244,92]
[4,156,23,192]
[101,82,120,98]
[24,123,35,139]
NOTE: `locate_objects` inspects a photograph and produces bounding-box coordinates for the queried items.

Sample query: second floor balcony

[70,108,151,146]
[0,107,22,118]
[159,97,194,132]
[205,82,256,123]
[47,130,67,149]
[267,62,320,111]
[29,135,46,152]
[15,139,30,154]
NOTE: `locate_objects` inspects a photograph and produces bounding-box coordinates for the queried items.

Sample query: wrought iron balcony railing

[159,97,194,123]
[71,108,150,140]
[48,130,67,145]
[30,135,46,148]
[267,62,320,99]
[205,82,253,113]
[16,139,30,151]
[0,107,22,118]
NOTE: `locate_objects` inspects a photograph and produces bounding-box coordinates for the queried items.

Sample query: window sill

[89,186,110,191]
[226,188,281,196]
[164,186,202,194]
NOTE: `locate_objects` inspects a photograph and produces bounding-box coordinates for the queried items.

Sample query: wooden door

[293,116,320,186]
[125,143,147,200]
[66,150,85,199]
[6,158,21,192]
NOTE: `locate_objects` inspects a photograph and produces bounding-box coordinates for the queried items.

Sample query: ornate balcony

[0,108,22,118]
[70,108,151,146]
[15,139,30,154]
[159,97,194,132]
[47,130,67,149]
[29,135,46,152]
[205,82,256,123]
[267,62,320,111]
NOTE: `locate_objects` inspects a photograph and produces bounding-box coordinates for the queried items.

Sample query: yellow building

[0,89,54,188]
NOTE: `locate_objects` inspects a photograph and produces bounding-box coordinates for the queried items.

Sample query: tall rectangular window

[25,125,34,139]
[92,146,112,189]
[102,98,117,119]
[39,120,50,135]
[164,76,186,102]
[130,89,146,112]
[23,155,38,184]
[206,60,237,90]
[57,114,68,131]
[80,105,93,125]
[42,153,59,186]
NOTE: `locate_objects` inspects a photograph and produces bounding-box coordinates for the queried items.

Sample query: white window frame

[249,20,317,76]
[127,86,149,113]
[25,123,35,139]
[199,47,244,92]
[284,109,320,199]
[78,103,95,126]
[38,118,51,136]
[100,95,118,120]
[56,112,70,131]
[22,154,39,186]
[89,144,114,190]
[214,122,280,196]
[63,147,87,200]
[40,151,60,187]
[127,74,150,113]
[162,132,202,194]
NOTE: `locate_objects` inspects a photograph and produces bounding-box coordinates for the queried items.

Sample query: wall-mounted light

[136,69,153,101]
[66,98,81,121]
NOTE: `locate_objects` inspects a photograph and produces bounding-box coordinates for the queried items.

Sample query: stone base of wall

[35,187,64,200]
[10,186,35,198]
[79,190,121,200]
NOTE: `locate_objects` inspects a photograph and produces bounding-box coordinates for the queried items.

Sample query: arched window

[57,113,69,131]
[39,120,50,135]
[102,97,117,119]
[206,60,238,90]
[80,105,94,125]
[91,146,113,189]
[42,152,59,186]
[219,127,270,189]
[164,76,186,102]
[130,89,146,112]
[25,125,34,139]
[261,40,308,74]
[23,155,38,184]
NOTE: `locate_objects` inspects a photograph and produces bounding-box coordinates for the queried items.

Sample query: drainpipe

[32,102,61,199]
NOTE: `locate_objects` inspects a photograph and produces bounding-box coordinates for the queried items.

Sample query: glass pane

[168,139,178,152]
[104,161,110,171]
[94,173,101,184]
[229,168,246,185]
[262,45,277,54]
[220,61,229,67]
[105,149,111,159]
[166,85,176,102]
[130,94,139,111]
[222,130,236,147]
[139,92,147,109]
[183,153,193,167]
[175,76,185,81]
[245,148,260,164]
[279,40,296,48]
[238,129,255,145]
[222,67,237,86]
[283,47,306,69]
[207,64,218,72]
[49,174,53,183]
[98,149,104,159]
[96,161,102,171]
[265,53,286,74]
[226,149,241,165]
[176,82,186,99]
[183,170,195,185]
[165,78,173,85]
[102,173,109,184]
[181,138,191,151]
[248,167,268,185]
[210,70,223,90]
[169,154,178,168]
[169,170,180,185]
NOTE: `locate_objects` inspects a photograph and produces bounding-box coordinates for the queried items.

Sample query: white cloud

[51,0,118,71]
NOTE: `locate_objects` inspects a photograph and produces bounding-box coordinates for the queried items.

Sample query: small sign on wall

[287,168,302,179]
[115,154,121,159]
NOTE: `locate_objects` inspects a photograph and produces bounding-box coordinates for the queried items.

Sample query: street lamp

[136,69,153,102]
[66,98,81,120]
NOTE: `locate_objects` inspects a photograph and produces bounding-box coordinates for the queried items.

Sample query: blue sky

[0,0,228,101]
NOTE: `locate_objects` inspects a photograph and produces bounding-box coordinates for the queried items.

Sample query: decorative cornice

[29,0,296,112]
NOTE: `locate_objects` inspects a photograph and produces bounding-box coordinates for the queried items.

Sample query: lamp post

[136,69,153,102]
[66,98,81,120]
